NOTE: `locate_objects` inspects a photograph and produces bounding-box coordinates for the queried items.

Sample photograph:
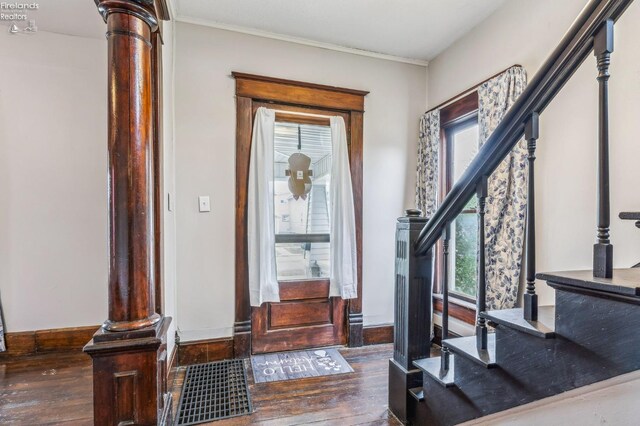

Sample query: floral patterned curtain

[479,66,528,310]
[416,110,440,218]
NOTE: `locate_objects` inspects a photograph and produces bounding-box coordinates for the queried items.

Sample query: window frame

[434,91,479,323]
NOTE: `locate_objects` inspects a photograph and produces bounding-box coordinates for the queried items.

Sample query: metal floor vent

[175,359,252,425]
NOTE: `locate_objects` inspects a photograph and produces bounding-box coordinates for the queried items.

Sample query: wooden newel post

[389,209,433,424]
[593,19,614,279]
[84,1,172,425]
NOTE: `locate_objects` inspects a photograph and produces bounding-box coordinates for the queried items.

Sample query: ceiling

[175,0,506,62]
[4,0,506,63]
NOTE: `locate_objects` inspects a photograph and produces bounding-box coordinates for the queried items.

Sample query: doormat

[175,359,252,425]
[251,348,353,383]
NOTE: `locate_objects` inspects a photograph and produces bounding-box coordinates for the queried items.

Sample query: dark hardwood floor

[0,344,402,425]
[0,352,93,425]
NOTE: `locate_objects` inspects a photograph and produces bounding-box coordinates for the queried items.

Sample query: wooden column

[84,1,172,425]
[524,113,539,321]
[593,19,614,279]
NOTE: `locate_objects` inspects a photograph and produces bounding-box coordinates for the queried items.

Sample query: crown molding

[175,15,429,67]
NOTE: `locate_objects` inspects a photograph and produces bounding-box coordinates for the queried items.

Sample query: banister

[414,0,634,256]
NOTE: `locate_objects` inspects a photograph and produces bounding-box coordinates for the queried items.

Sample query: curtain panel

[479,66,528,310]
[248,107,280,307]
[248,109,358,306]
[415,109,441,218]
[415,65,528,313]
[329,116,358,299]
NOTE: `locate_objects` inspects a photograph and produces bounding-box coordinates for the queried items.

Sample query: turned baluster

[524,113,539,321]
[593,19,614,279]
[441,223,451,371]
[476,176,489,350]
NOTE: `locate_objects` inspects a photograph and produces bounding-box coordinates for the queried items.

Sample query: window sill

[433,293,477,325]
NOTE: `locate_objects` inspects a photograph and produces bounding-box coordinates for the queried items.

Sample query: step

[413,356,456,387]
[408,386,424,402]
[538,269,640,297]
[442,334,497,368]
[482,306,555,339]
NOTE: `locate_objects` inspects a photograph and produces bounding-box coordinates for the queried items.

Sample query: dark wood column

[84,1,172,425]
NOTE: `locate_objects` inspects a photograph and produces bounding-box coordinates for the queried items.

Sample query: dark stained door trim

[233,73,367,357]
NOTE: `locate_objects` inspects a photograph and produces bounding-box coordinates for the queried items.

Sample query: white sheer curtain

[248,107,280,307]
[329,116,358,299]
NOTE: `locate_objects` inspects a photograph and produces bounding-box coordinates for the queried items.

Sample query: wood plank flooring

[0,344,401,425]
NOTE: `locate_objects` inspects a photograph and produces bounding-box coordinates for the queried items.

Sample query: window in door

[445,119,480,300]
[273,121,332,281]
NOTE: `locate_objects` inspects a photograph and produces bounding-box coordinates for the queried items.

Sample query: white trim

[174,15,430,67]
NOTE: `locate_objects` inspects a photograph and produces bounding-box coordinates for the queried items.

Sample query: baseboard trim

[177,337,234,366]
[0,325,100,357]
[363,324,394,345]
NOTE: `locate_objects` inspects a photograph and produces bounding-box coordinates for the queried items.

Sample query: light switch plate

[198,196,211,212]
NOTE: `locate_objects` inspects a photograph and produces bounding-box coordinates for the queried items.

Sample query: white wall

[0,30,108,331]
[174,22,427,341]
[427,0,640,306]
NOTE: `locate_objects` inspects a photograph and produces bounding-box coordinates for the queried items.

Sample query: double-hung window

[436,92,480,310]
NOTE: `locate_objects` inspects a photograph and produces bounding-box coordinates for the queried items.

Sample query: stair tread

[482,306,555,338]
[413,356,456,387]
[443,334,497,368]
[408,386,425,402]
[537,269,640,296]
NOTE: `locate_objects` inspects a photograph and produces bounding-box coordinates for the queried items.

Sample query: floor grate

[175,359,252,425]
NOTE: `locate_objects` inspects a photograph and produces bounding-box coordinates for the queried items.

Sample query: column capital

[95,0,169,31]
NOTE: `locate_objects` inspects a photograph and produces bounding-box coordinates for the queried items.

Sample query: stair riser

[555,288,640,366]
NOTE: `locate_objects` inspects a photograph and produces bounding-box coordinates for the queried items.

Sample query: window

[445,119,479,300]
[434,91,480,309]
[273,121,332,281]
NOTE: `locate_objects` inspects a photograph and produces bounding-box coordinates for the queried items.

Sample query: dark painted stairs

[408,268,640,426]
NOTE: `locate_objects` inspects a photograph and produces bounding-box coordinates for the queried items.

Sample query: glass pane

[450,213,478,298]
[447,122,479,298]
[274,122,332,281]
[275,242,330,280]
[452,124,479,183]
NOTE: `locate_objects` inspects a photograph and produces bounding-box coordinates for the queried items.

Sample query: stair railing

[413,0,633,358]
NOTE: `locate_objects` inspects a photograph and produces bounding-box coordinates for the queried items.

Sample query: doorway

[233,73,367,356]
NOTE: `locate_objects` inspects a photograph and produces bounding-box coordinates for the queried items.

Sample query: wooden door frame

[233,72,368,357]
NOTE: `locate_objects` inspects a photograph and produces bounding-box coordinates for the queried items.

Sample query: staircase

[389,1,639,424]
[411,269,640,425]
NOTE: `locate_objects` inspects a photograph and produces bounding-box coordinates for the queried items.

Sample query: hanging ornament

[285,125,313,200]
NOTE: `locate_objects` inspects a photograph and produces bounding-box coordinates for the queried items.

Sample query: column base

[523,293,538,321]
[233,320,251,358]
[389,358,422,424]
[102,312,162,332]
[84,316,172,426]
[349,312,364,347]
[593,243,613,278]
